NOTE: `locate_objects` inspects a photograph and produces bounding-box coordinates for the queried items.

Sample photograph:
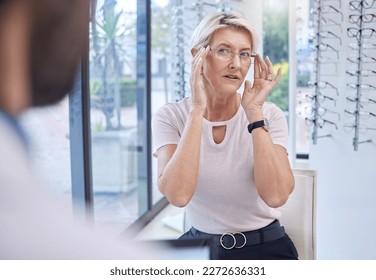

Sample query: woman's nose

[228,54,242,69]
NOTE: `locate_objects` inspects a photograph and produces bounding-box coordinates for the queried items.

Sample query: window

[89,0,150,233]
[263,0,289,113]
[151,0,172,204]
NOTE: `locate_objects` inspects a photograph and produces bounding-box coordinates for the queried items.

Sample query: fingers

[192,46,210,79]
[244,80,253,93]
[265,56,274,81]
[254,55,277,82]
[273,67,283,84]
[254,55,260,79]
[254,55,268,79]
[258,55,269,80]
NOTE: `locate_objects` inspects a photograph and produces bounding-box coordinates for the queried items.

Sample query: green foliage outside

[262,0,289,111]
[266,62,289,111]
[151,5,170,56]
[119,78,137,107]
[90,77,136,108]
[262,0,289,64]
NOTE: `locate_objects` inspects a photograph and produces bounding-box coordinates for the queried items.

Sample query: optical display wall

[304,0,376,259]
[170,0,238,102]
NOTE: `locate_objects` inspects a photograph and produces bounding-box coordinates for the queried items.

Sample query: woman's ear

[191,47,198,57]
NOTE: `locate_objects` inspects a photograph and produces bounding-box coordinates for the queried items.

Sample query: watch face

[264,118,270,129]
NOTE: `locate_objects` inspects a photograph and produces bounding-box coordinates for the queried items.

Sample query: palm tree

[91,0,136,130]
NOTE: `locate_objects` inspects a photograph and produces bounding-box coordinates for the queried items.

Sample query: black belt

[190,220,285,250]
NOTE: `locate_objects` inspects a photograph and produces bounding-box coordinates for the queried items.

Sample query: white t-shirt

[152,96,289,234]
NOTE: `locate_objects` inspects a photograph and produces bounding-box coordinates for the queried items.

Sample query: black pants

[178,221,299,260]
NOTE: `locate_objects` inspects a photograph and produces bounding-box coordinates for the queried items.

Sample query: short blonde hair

[190,11,259,52]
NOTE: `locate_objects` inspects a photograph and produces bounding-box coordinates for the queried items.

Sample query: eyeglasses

[347,28,376,40]
[348,42,376,50]
[345,109,376,119]
[312,31,342,45]
[349,14,376,26]
[346,96,376,106]
[308,80,339,95]
[306,106,341,120]
[347,83,376,90]
[306,92,337,106]
[350,0,376,11]
[347,53,376,63]
[308,55,339,65]
[314,0,342,8]
[346,69,376,76]
[309,16,343,33]
[312,43,339,58]
[305,117,338,129]
[318,5,343,20]
[209,45,257,65]
[344,123,376,133]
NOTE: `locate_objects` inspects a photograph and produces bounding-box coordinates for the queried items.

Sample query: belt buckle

[220,232,247,250]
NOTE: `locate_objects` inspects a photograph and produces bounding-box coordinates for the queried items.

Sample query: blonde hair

[190,11,259,52]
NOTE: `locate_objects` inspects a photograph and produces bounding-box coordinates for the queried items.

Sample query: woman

[152,11,297,260]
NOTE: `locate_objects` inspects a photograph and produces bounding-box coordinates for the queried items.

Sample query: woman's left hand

[241,55,282,123]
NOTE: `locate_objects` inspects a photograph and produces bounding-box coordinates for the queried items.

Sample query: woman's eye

[240,52,251,58]
[218,48,231,54]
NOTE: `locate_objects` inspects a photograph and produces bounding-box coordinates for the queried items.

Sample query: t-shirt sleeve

[152,105,182,158]
[265,103,289,150]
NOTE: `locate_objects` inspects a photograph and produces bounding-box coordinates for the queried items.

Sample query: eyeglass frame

[318,4,344,21]
[347,27,376,40]
[347,53,376,63]
[309,16,343,33]
[209,44,258,65]
[315,30,342,45]
[306,92,337,106]
[348,42,376,50]
[350,0,376,11]
[308,80,339,96]
[344,109,376,119]
[314,0,341,8]
[346,96,376,105]
[312,42,339,59]
[346,69,376,76]
[349,14,376,26]
[306,106,341,120]
[344,123,376,133]
[347,83,376,90]
[309,55,339,64]
[305,116,338,130]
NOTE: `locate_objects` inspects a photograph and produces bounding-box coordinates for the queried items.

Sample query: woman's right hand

[190,46,210,113]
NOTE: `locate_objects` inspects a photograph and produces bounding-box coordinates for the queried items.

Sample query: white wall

[310,143,376,259]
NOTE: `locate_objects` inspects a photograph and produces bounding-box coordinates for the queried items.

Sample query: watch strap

[247,120,266,133]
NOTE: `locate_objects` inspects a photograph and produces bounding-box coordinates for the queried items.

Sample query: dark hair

[28,0,89,106]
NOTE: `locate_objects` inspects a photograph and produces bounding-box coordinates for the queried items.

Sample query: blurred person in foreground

[153,12,297,260]
[0,0,156,259]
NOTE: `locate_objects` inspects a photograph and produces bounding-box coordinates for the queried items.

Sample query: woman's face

[203,27,253,95]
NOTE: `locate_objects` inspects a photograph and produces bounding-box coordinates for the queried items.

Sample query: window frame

[69,0,166,233]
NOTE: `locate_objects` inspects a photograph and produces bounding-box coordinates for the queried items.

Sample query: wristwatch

[247,119,269,133]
